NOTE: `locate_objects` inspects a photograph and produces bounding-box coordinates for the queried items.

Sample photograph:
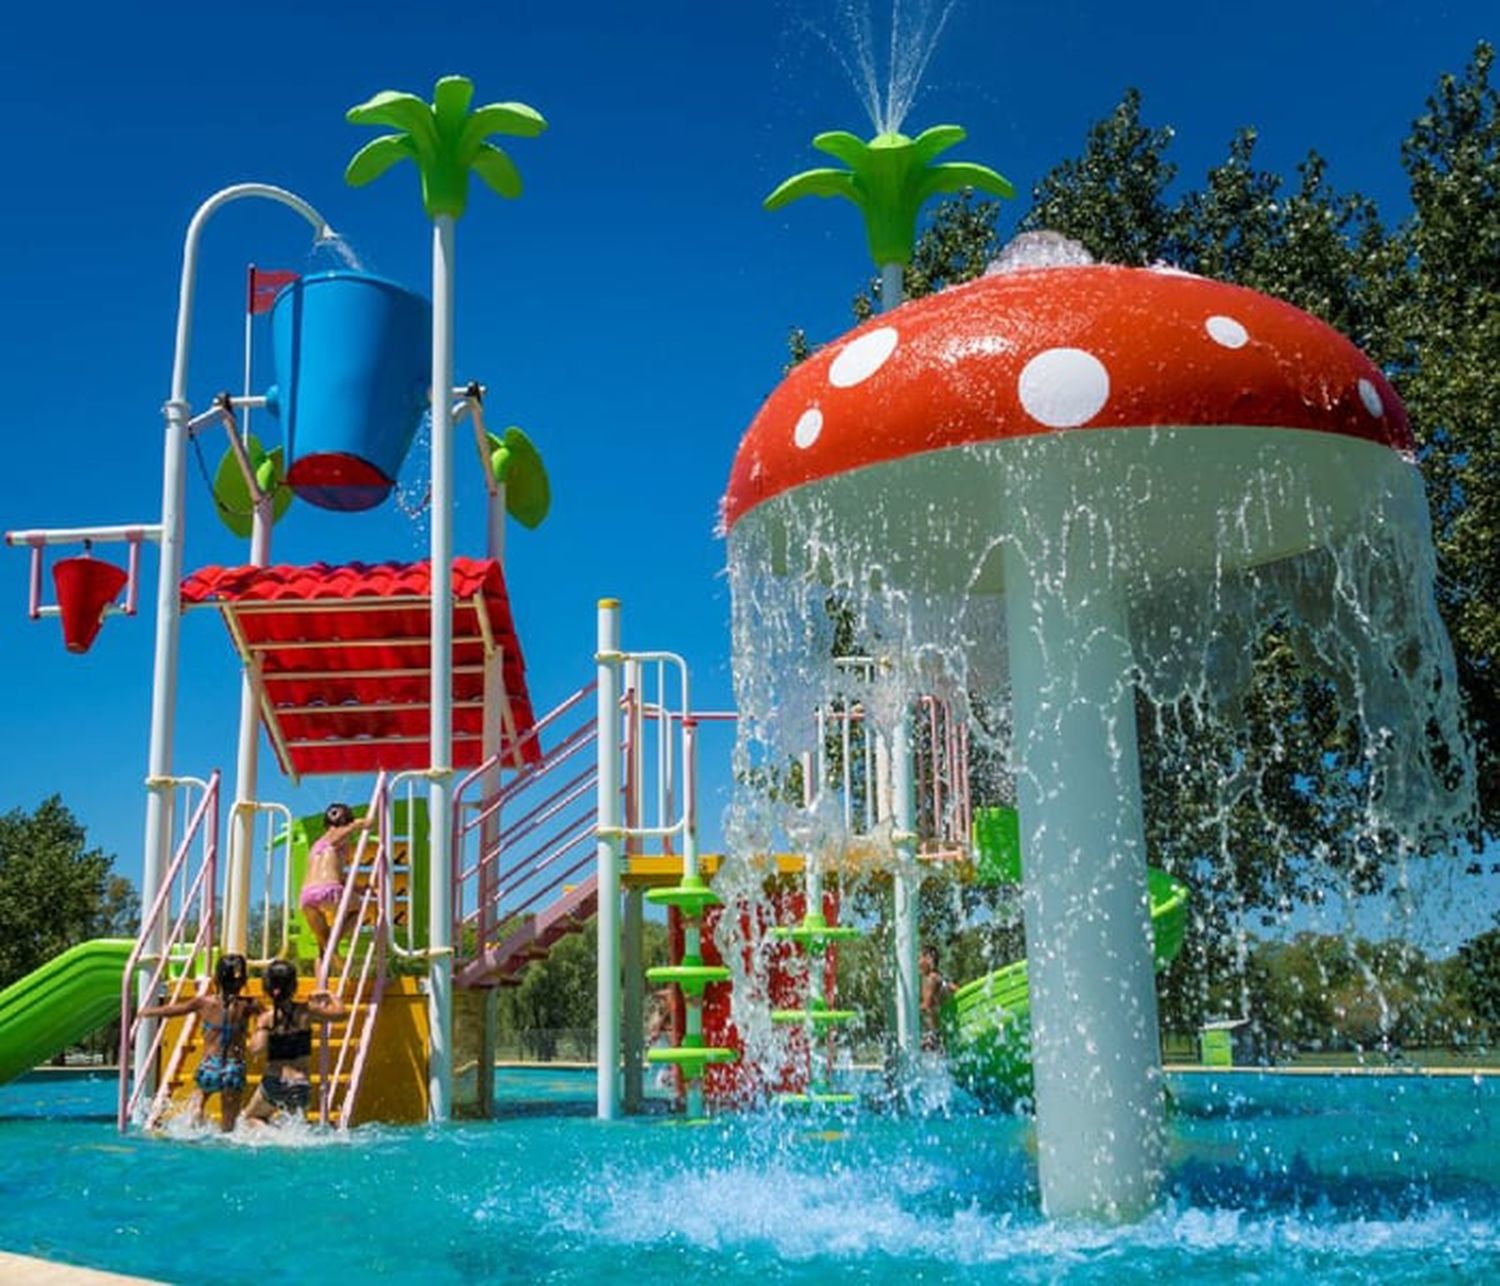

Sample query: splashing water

[818,0,959,135]
[307,230,365,272]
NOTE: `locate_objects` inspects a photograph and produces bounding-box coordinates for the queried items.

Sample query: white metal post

[679,716,707,1119]
[427,213,457,1123]
[621,655,644,1114]
[622,887,644,1113]
[891,710,920,1070]
[595,599,623,1120]
[225,499,271,956]
[139,183,331,1081]
[490,479,506,570]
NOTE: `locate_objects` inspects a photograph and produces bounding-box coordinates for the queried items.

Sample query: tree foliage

[0,796,137,989]
[1456,912,1500,1033]
[1389,42,1500,825]
[495,916,669,1059]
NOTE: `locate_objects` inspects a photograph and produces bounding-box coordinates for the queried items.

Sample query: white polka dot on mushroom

[1358,378,1384,417]
[1018,348,1110,428]
[829,326,899,388]
[1206,315,1249,348]
[793,407,824,449]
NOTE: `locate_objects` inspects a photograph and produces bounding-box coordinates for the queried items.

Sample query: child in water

[919,943,953,1052]
[242,958,349,1127]
[137,953,261,1131]
[300,802,374,979]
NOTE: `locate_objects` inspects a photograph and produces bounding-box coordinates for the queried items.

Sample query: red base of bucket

[286,452,395,512]
[52,556,129,654]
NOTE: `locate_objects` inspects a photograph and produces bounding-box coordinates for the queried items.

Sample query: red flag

[248,266,299,315]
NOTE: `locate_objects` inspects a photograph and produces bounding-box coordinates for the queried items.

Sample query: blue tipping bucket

[266,270,431,512]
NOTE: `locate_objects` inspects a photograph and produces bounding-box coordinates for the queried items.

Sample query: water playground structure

[0,74,1473,1225]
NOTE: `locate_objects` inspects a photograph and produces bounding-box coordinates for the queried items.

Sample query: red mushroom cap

[724,265,1411,530]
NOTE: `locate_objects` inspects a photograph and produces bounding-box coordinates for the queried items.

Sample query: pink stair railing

[452,681,601,986]
[314,771,390,1129]
[117,772,222,1132]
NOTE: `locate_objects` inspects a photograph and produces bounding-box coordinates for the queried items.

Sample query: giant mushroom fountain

[724,244,1469,1219]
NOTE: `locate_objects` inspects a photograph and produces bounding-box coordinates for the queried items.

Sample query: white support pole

[474,641,504,1118]
[225,500,271,956]
[138,183,331,1082]
[427,213,458,1123]
[679,716,707,1120]
[890,710,920,1072]
[622,886,644,1113]
[881,261,904,311]
[478,424,507,1099]
[1002,539,1164,1221]
[595,598,623,1120]
[490,479,506,572]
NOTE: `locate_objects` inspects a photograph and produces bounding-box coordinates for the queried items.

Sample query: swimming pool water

[1,1070,1496,1284]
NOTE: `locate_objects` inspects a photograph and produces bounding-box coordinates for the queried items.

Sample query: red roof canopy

[180,557,539,781]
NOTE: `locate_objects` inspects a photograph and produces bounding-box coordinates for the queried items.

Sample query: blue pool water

[1,1069,1496,1283]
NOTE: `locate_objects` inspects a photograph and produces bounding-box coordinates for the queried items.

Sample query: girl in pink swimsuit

[300,802,374,979]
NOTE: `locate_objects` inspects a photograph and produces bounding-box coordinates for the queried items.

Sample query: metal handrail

[377,769,429,960]
[117,772,221,1131]
[452,680,603,970]
[229,798,295,966]
[319,772,389,986]
[316,772,390,1130]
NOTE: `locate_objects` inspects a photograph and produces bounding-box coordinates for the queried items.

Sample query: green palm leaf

[433,75,474,135]
[471,144,523,199]
[912,124,967,163]
[346,91,439,159]
[765,168,861,210]
[345,134,416,187]
[918,160,1016,203]
[460,102,548,155]
[812,130,870,167]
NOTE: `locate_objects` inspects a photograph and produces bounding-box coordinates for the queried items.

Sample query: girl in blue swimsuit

[138,953,260,1131]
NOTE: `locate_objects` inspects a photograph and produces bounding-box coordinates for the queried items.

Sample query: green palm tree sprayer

[765,125,1014,308]
[344,74,545,1120]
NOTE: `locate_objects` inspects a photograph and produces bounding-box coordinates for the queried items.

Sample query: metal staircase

[452,682,601,989]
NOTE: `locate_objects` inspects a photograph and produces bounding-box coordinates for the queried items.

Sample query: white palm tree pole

[346,77,546,1123]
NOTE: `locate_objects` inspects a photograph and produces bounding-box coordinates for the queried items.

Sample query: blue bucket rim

[270,268,430,311]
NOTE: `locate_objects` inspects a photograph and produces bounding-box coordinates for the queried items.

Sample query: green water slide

[0,939,133,1086]
[939,868,1189,1110]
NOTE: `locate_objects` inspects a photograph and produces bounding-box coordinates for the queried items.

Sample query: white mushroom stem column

[1002,536,1164,1221]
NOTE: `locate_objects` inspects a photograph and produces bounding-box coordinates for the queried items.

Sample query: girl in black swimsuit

[243,959,348,1126]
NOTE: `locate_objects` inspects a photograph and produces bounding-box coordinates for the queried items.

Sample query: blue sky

[0,1,1494,947]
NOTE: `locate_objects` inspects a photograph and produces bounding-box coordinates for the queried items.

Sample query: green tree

[0,796,134,988]
[1020,87,1177,266]
[1388,42,1500,828]
[1456,913,1500,1038]
[495,916,670,1060]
